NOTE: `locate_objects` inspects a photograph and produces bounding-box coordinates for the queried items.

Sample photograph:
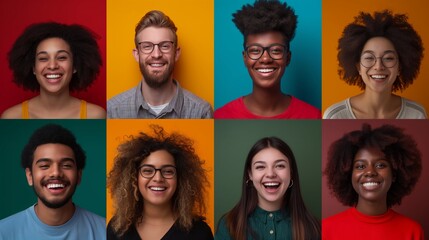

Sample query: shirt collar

[252,206,290,224]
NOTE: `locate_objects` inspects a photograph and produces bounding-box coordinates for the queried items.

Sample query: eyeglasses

[360,52,398,68]
[137,41,175,54]
[245,44,288,60]
[138,164,177,179]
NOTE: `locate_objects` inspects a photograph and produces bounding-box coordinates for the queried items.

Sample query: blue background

[214,0,322,110]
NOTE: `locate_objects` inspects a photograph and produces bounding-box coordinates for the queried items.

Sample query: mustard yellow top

[22,100,87,119]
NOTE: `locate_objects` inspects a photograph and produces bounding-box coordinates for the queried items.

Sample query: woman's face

[34,37,74,94]
[138,150,177,208]
[357,37,399,94]
[243,31,290,90]
[249,147,291,211]
[352,147,393,206]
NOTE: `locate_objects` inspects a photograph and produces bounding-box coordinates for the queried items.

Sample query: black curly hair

[338,10,424,92]
[8,22,102,92]
[21,124,86,170]
[232,0,297,49]
[325,123,422,208]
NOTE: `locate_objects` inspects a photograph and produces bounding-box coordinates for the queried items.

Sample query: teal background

[214,0,322,110]
[0,120,106,219]
[214,120,321,229]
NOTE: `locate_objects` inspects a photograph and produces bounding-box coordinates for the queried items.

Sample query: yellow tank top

[22,100,87,119]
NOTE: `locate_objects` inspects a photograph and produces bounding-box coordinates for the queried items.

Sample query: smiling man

[214,0,320,119]
[107,10,213,119]
[0,124,105,240]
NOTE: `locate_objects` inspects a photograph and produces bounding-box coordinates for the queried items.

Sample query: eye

[37,57,48,62]
[141,43,153,50]
[354,164,365,170]
[39,165,49,169]
[160,42,172,50]
[247,47,262,55]
[375,162,387,169]
[162,167,176,176]
[62,163,73,169]
[275,164,286,169]
[270,47,284,55]
[255,165,265,170]
[57,55,68,61]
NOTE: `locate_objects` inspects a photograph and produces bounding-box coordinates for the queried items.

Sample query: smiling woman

[323,10,427,119]
[323,123,424,240]
[1,22,106,119]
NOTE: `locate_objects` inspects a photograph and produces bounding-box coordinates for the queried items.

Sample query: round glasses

[360,52,398,68]
[245,44,287,60]
[139,165,176,179]
[137,41,175,54]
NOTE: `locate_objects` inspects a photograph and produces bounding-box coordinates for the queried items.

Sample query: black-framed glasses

[360,52,398,68]
[137,41,175,54]
[245,44,288,60]
[139,164,177,179]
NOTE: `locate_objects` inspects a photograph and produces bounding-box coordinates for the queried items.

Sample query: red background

[322,120,429,234]
[0,0,106,115]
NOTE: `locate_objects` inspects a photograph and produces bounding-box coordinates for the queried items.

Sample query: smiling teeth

[150,187,166,191]
[257,68,274,73]
[371,75,386,79]
[150,63,164,67]
[362,182,379,187]
[264,182,280,187]
[47,183,64,189]
[46,74,61,79]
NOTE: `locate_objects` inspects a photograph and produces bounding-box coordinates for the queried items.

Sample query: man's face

[133,26,181,89]
[243,31,290,90]
[26,143,81,209]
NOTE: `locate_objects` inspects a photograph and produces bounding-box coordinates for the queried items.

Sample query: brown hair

[134,10,178,47]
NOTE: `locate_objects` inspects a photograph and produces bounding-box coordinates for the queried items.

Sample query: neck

[355,199,388,216]
[353,91,399,118]
[37,90,73,109]
[141,79,176,106]
[34,200,75,226]
[142,202,175,224]
[245,86,288,116]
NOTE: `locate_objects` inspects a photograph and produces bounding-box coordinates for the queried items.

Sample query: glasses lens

[140,166,155,178]
[268,45,285,60]
[246,45,263,60]
[381,53,397,68]
[159,41,174,53]
[360,52,397,68]
[360,53,376,68]
[161,166,176,178]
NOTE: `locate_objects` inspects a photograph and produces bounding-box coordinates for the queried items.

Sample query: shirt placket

[266,212,276,240]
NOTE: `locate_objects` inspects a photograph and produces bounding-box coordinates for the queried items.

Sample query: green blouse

[215,206,292,240]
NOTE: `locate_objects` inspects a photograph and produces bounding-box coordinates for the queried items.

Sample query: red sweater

[322,208,424,240]
[214,96,321,119]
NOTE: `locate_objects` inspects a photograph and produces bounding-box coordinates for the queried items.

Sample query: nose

[364,165,377,177]
[373,57,385,70]
[150,45,163,58]
[152,169,164,181]
[47,58,59,70]
[266,166,277,178]
[259,49,273,63]
[49,164,63,177]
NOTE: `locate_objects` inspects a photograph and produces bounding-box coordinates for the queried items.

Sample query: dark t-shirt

[107,218,213,240]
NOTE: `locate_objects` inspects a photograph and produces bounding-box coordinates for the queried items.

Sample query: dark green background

[214,120,321,228]
[0,120,106,219]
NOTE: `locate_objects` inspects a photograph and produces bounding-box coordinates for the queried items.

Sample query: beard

[32,178,77,209]
[140,60,175,89]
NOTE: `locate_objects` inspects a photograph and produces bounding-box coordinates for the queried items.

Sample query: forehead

[362,37,396,53]
[354,147,386,161]
[33,143,75,163]
[136,26,175,42]
[252,147,289,164]
[142,149,175,166]
[245,31,286,46]
[36,37,71,53]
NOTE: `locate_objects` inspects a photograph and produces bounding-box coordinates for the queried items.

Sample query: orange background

[322,0,429,113]
[106,119,214,231]
[107,0,214,108]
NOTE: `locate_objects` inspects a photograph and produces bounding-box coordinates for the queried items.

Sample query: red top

[214,96,321,119]
[322,207,424,240]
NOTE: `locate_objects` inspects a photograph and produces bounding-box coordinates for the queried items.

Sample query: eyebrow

[253,159,288,166]
[362,50,396,54]
[35,158,76,165]
[36,50,72,56]
[139,163,176,168]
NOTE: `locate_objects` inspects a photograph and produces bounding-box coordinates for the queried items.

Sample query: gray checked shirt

[107,80,213,119]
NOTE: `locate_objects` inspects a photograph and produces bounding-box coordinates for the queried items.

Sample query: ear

[77,169,82,185]
[25,168,33,186]
[132,49,139,62]
[248,170,253,181]
[174,47,181,62]
[356,63,362,76]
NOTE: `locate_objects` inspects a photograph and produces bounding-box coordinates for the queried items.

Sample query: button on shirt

[107,80,213,119]
[248,207,292,240]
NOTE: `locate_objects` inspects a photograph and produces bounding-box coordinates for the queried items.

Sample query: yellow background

[107,0,214,107]
[322,0,429,113]
[106,119,215,231]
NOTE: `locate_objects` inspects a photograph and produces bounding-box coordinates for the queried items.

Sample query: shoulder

[108,86,138,106]
[179,88,213,118]
[1,103,23,119]
[287,96,321,119]
[390,210,423,229]
[86,102,106,119]
[400,98,428,119]
[181,88,211,107]
[75,207,105,226]
[0,208,31,235]
[188,218,213,239]
[323,99,353,119]
[214,98,244,118]
[214,215,232,240]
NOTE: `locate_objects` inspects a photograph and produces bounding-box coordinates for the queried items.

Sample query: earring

[73,69,77,73]
[246,179,252,185]
[288,179,294,188]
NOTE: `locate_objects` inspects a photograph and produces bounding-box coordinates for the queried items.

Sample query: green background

[214,120,321,229]
[0,120,106,219]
